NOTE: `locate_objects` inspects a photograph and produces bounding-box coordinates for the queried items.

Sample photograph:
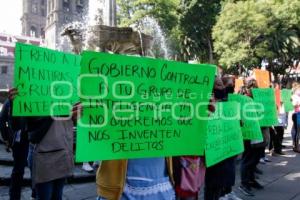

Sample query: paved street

[0,183,97,200]
[1,135,300,200]
[234,136,300,200]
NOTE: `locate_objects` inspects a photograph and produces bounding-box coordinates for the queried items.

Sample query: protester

[27,115,74,200]
[0,99,13,152]
[5,87,75,200]
[94,158,175,200]
[70,96,176,200]
[173,156,205,200]
[204,77,242,200]
[259,127,271,164]
[239,79,264,197]
[269,101,287,156]
[291,83,300,152]
[0,89,34,200]
[72,113,176,199]
[220,77,243,200]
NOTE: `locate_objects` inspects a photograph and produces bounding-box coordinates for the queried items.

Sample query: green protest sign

[252,88,278,127]
[13,43,81,116]
[205,101,244,167]
[281,89,293,112]
[229,94,263,140]
[76,51,216,162]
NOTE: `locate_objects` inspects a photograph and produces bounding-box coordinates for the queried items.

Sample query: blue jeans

[27,143,34,170]
[36,178,65,200]
[27,143,36,198]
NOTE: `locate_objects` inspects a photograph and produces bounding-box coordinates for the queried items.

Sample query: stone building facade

[22,0,117,49]
[0,0,117,89]
[45,0,88,49]
[21,0,47,38]
[0,33,43,89]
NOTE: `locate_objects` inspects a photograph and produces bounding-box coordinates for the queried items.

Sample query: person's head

[245,79,258,96]
[238,86,247,95]
[222,76,234,94]
[274,82,281,90]
[213,77,226,100]
[246,79,258,89]
[293,84,300,96]
[291,82,300,94]
[214,76,225,90]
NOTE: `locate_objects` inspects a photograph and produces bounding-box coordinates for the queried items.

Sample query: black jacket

[0,99,53,145]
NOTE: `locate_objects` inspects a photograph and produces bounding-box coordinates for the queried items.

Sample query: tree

[116,0,135,25]
[213,0,300,76]
[117,0,179,34]
[178,0,222,63]
[116,0,181,59]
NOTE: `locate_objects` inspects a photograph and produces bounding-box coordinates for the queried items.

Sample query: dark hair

[246,79,257,89]
[238,86,247,95]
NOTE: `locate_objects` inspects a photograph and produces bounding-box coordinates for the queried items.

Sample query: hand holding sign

[8,88,18,101]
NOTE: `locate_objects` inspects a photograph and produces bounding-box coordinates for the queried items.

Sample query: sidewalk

[0,183,97,200]
[233,136,300,200]
[1,136,300,199]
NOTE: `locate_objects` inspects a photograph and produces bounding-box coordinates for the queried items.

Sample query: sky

[0,1,22,35]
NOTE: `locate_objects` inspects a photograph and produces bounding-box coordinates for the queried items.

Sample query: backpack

[179,156,206,193]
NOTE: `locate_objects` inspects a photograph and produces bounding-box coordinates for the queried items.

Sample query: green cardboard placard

[281,89,294,112]
[252,88,278,127]
[205,101,244,167]
[13,43,81,116]
[229,94,263,140]
[76,51,216,162]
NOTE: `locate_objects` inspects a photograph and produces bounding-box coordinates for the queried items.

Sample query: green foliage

[116,0,134,25]
[117,0,179,34]
[213,0,300,73]
[178,0,222,63]
[116,0,181,59]
[116,0,300,70]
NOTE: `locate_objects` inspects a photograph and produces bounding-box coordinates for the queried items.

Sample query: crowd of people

[0,74,299,200]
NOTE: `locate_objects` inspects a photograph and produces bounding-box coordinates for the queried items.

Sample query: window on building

[41,28,45,39]
[30,26,37,37]
[41,8,46,17]
[41,0,45,6]
[76,6,83,13]
[76,0,84,13]
[64,16,70,22]
[0,47,8,56]
[1,66,8,74]
[76,0,84,6]
[63,0,70,12]
[32,3,38,13]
